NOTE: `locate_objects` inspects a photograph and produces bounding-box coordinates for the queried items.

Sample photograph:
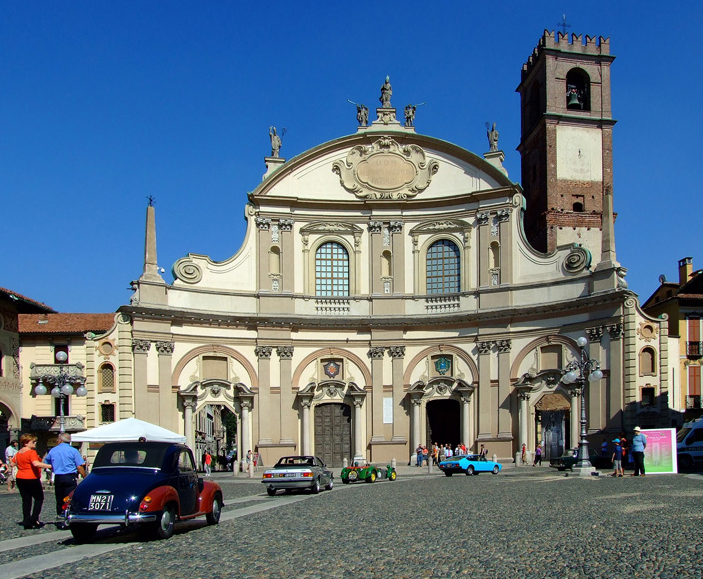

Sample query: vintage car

[549,448,613,471]
[438,454,502,476]
[64,442,223,543]
[340,462,397,484]
[262,456,333,496]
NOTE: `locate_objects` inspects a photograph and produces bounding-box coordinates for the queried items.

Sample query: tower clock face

[556,125,603,182]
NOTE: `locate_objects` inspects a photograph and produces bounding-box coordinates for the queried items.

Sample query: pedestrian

[204,451,212,476]
[601,438,609,457]
[533,444,542,466]
[246,450,253,472]
[5,440,18,492]
[14,434,52,529]
[432,444,439,466]
[611,438,624,477]
[479,444,488,461]
[521,443,527,466]
[83,455,90,475]
[45,433,86,526]
[439,445,446,463]
[422,446,429,466]
[631,426,647,476]
[415,444,423,467]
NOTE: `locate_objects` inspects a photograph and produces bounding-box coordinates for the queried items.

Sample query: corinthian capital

[155,341,175,355]
[387,346,406,359]
[255,346,273,359]
[132,339,151,354]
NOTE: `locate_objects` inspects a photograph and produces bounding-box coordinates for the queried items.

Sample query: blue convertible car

[439,454,502,476]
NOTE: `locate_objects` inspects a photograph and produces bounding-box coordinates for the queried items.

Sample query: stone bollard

[492,453,498,464]
[427,457,433,474]
[391,458,396,470]
[248,462,254,478]
[343,457,348,468]
[515,451,522,466]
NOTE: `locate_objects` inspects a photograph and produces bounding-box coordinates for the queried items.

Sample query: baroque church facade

[15,30,672,467]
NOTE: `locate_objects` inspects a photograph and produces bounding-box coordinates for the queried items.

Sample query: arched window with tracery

[426,239,461,294]
[315,242,349,296]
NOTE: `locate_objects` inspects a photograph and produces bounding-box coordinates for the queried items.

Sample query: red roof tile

[19,313,116,335]
[0,287,55,313]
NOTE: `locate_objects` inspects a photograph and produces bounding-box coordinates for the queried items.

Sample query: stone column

[411,397,422,458]
[497,209,512,285]
[368,347,385,441]
[183,398,197,452]
[390,221,404,294]
[476,212,490,287]
[155,341,174,431]
[461,395,471,445]
[518,391,530,449]
[132,339,151,420]
[387,346,406,441]
[279,219,294,293]
[255,217,272,290]
[300,399,312,455]
[277,346,295,445]
[607,322,623,429]
[586,328,604,433]
[496,339,512,438]
[353,398,364,461]
[476,341,493,438]
[570,388,580,450]
[240,399,252,472]
[369,221,383,294]
[255,346,274,444]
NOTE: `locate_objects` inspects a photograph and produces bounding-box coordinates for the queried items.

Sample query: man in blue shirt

[631,426,647,477]
[45,433,86,525]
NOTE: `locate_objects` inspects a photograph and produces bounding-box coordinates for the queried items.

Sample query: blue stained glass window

[426,239,460,294]
[315,242,349,296]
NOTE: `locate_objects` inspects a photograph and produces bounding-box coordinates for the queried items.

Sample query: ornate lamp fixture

[33,351,87,433]
[561,336,604,474]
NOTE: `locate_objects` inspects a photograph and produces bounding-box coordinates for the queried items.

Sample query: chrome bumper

[65,511,158,526]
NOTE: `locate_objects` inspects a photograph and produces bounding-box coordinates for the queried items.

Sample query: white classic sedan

[261,456,334,496]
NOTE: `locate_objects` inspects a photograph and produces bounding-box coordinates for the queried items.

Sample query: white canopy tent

[70,417,186,444]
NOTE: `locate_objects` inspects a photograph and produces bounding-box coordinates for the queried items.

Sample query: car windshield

[677,428,691,443]
[275,456,315,467]
[92,443,170,469]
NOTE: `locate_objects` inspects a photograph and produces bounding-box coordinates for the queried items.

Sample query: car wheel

[154,505,176,540]
[366,471,377,483]
[466,466,475,476]
[70,523,98,544]
[206,495,222,525]
[267,487,277,497]
[444,472,453,477]
[679,454,693,470]
[311,479,320,494]
[325,478,334,491]
[492,465,500,475]
[389,470,397,481]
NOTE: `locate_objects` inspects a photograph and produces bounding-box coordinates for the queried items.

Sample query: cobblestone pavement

[1,467,702,579]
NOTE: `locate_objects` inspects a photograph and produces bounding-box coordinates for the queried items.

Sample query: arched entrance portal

[535,392,571,460]
[426,399,460,447]
[314,403,351,467]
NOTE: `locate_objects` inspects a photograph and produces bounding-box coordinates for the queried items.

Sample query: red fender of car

[196,480,223,515]
[139,485,180,515]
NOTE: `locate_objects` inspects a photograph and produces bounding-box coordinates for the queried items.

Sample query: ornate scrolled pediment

[409,220,471,235]
[332,137,439,200]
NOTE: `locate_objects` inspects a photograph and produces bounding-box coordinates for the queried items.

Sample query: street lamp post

[561,336,604,476]
[33,351,87,434]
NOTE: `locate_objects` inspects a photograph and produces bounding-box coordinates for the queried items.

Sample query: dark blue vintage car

[64,442,223,543]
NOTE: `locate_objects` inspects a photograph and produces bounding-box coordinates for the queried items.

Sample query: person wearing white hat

[631,426,647,476]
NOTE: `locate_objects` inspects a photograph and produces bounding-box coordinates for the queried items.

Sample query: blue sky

[2,2,701,313]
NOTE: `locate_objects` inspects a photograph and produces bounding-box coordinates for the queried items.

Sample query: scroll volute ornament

[332,137,439,200]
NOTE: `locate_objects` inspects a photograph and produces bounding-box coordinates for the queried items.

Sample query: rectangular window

[101,404,115,423]
[689,365,701,397]
[641,387,655,407]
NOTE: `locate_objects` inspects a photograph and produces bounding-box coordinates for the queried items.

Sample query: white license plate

[89,494,114,511]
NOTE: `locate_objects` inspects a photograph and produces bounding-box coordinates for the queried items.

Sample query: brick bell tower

[516,30,616,255]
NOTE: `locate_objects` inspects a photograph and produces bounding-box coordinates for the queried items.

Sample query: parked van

[676,417,703,469]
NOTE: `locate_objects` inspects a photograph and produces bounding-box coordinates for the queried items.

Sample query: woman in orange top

[14,434,51,529]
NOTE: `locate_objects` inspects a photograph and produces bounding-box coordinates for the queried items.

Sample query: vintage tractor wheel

[389,470,397,481]
[366,470,377,483]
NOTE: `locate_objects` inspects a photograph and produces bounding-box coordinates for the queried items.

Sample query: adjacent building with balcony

[643,257,703,422]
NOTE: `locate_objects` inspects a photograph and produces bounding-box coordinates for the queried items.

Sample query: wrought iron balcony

[686,342,702,358]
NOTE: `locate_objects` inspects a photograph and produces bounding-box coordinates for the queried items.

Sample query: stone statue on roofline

[379,76,392,108]
[269,126,282,157]
[357,104,369,126]
[487,122,499,152]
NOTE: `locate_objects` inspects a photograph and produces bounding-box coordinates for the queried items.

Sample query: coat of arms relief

[332,137,439,200]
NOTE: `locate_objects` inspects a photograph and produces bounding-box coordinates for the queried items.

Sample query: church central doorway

[314,403,351,467]
[426,399,460,447]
